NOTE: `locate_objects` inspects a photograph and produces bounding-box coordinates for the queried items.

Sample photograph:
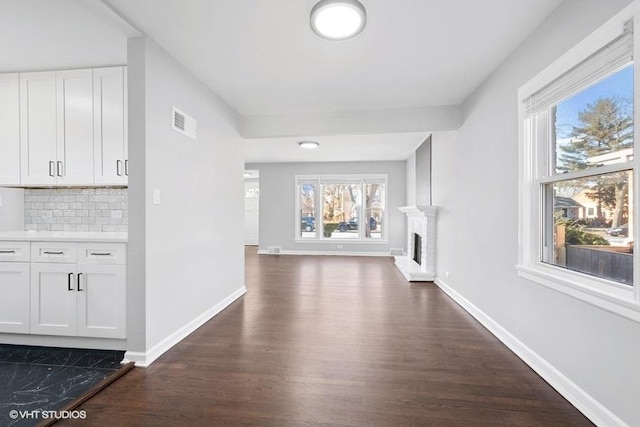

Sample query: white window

[518,5,640,321]
[295,174,387,242]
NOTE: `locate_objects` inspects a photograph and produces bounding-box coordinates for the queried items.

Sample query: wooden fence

[566,245,633,285]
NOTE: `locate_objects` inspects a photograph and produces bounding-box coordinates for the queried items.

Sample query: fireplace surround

[394,205,437,281]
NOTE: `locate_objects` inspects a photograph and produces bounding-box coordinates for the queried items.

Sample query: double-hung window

[296,174,387,242]
[518,6,640,319]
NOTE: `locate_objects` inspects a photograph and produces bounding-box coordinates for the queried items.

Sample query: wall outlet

[267,246,281,254]
[445,271,450,279]
[337,245,344,249]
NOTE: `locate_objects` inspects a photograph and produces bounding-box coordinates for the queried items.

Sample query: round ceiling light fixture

[310,0,367,41]
[298,141,320,149]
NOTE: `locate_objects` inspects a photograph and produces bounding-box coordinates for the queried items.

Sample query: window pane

[365,184,384,239]
[299,183,316,238]
[554,65,633,174]
[322,184,361,239]
[543,170,633,285]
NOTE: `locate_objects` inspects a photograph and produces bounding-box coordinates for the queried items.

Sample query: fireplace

[412,233,422,265]
[394,205,437,281]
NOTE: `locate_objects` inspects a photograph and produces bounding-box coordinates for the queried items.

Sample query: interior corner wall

[246,161,406,254]
[431,0,640,425]
[131,37,245,357]
[126,37,147,356]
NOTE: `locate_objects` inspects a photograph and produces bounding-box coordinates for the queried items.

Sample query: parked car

[608,223,628,236]
[338,217,377,232]
[301,216,315,232]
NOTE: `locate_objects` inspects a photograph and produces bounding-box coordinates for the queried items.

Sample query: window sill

[516,263,640,323]
[294,238,389,245]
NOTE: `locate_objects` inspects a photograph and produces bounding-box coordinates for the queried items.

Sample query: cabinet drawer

[78,243,126,265]
[0,241,30,262]
[31,242,77,263]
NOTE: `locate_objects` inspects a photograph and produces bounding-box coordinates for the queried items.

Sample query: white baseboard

[433,277,627,427]
[257,249,391,257]
[124,286,247,367]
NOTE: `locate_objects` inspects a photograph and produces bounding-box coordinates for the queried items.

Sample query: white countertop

[0,230,128,243]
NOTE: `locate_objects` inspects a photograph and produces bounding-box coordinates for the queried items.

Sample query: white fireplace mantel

[395,205,437,281]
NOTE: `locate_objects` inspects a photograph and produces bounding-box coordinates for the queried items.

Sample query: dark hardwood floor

[60,247,592,426]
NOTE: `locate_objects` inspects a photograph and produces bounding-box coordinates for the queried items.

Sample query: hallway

[62,248,591,426]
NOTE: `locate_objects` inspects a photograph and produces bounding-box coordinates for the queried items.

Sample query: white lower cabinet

[27,241,127,339]
[0,263,30,333]
[30,263,78,336]
[0,241,31,333]
[76,263,126,339]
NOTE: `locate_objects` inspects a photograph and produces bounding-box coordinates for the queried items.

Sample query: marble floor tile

[0,345,125,427]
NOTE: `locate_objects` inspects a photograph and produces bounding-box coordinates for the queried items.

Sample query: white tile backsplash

[24,188,128,232]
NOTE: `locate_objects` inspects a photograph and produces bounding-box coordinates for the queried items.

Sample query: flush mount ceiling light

[310,0,367,41]
[299,141,320,149]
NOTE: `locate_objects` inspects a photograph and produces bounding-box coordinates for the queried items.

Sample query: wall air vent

[172,107,197,140]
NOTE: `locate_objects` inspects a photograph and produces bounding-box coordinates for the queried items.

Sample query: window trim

[294,174,389,244]
[517,3,640,322]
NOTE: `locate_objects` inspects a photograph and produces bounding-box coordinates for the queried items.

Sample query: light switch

[152,189,161,205]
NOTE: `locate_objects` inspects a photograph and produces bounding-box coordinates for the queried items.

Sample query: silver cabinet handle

[125,159,129,176]
[49,161,55,177]
[43,251,64,255]
[116,160,123,176]
[0,250,16,254]
[90,252,112,256]
[57,161,63,177]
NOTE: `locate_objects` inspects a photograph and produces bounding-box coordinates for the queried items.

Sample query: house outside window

[296,175,387,242]
[518,6,640,320]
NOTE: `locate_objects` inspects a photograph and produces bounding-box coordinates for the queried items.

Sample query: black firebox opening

[413,233,422,265]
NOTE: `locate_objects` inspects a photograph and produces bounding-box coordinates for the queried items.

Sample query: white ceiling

[2,0,563,163]
[245,132,429,164]
[105,0,562,116]
[0,0,132,73]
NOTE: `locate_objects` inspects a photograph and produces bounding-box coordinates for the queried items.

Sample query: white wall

[432,0,640,425]
[0,188,24,231]
[415,136,431,206]
[127,37,245,364]
[406,153,416,207]
[246,161,406,254]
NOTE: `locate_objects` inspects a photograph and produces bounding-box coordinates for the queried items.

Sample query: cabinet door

[0,74,21,185]
[0,263,30,333]
[76,264,126,339]
[30,263,77,336]
[56,69,94,185]
[20,72,57,185]
[93,67,126,185]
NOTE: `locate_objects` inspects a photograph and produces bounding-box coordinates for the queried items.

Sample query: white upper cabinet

[20,71,58,185]
[56,69,94,185]
[0,74,21,185]
[93,66,128,185]
[16,66,126,187]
